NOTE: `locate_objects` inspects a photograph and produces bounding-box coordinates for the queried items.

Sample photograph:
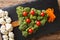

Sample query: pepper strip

[11,20,19,27]
[46,8,56,23]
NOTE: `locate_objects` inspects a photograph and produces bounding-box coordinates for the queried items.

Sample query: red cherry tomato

[40,12,45,17]
[28,28,33,34]
[26,19,31,23]
[36,21,41,26]
[30,10,35,16]
[23,11,27,16]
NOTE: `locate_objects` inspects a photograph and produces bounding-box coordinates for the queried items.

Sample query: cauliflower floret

[0,10,5,18]
[2,35,8,39]
[5,23,13,32]
[0,25,6,30]
[0,10,8,18]
[4,11,8,16]
[5,17,11,23]
[9,38,14,40]
[0,25,8,35]
[9,32,14,38]
[0,18,6,24]
[1,29,8,35]
[4,16,8,19]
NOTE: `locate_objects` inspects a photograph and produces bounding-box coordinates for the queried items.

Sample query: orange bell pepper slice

[11,20,19,27]
[46,8,56,23]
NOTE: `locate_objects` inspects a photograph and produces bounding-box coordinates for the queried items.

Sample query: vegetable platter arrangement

[0,0,60,40]
[16,6,56,37]
[0,6,56,40]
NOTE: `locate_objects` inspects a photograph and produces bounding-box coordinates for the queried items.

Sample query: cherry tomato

[23,11,27,16]
[26,18,31,23]
[28,28,33,34]
[30,10,35,16]
[36,21,41,26]
[40,12,45,17]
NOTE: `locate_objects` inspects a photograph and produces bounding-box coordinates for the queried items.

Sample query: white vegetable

[1,29,8,35]
[0,25,6,30]
[9,32,14,38]
[0,18,6,24]
[0,25,8,35]
[9,38,14,40]
[6,17,11,23]
[0,10,14,40]
[5,23,13,31]
[2,35,8,39]
[0,10,5,17]
[4,16,9,19]
[5,11,8,16]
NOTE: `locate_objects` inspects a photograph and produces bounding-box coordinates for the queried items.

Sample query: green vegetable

[41,18,47,26]
[19,17,24,24]
[33,25,38,29]
[36,10,41,15]
[31,8,36,12]
[33,25,39,33]
[30,15,36,20]
[33,16,36,20]
[19,21,27,31]
[28,20,35,26]
[16,6,24,17]
[24,17,28,19]
[30,15,33,19]
[16,6,24,14]
[37,16,43,20]
[23,7,30,13]
[22,31,28,37]
[19,25,27,31]
[26,26,32,31]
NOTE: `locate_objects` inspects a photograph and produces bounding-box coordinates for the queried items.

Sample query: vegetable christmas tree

[16,6,56,37]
